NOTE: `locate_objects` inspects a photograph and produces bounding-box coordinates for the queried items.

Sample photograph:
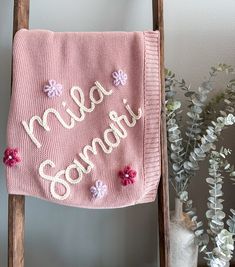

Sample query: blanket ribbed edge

[138,31,161,204]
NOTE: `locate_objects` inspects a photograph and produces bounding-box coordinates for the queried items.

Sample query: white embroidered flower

[43,80,63,98]
[90,180,107,199]
[112,69,128,86]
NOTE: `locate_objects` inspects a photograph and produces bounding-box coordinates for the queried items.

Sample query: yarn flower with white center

[112,69,128,86]
[3,148,21,167]
[118,166,137,186]
[90,180,107,199]
[43,80,63,98]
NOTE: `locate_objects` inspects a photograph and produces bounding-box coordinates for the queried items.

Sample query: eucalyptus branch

[187,147,235,267]
[165,65,235,267]
[227,209,235,234]
[165,65,235,199]
[165,69,187,194]
[204,148,235,267]
[182,64,234,160]
[202,77,235,133]
[181,113,235,192]
[206,148,234,238]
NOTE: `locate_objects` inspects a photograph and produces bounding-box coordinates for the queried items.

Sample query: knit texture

[6,29,161,208]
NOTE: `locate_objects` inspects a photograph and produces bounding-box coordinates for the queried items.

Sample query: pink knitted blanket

[5,29,161,208]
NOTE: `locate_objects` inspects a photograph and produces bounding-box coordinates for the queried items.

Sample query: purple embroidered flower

[112,69,128,86]
[118,166,137,186]
[90,180,107,199]
[43,80,63,97]
[3,148,21,167]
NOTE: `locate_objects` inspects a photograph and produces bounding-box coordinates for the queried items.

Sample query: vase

[169,198,198,267]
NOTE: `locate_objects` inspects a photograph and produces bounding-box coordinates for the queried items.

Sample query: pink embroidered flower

[112,69,128,86]
[3,148,21,167]
[118,166,137,186]
[43,80,63,97]
[90,180,107,199]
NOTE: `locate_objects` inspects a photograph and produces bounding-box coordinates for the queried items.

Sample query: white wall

[0,0,234,266]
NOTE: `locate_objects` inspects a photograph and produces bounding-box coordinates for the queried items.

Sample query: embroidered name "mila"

[22,81,113,148]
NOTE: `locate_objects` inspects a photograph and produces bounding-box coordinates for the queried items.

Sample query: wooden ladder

[8,1,170,266]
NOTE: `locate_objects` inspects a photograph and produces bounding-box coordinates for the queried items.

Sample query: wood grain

[13,0,29,35]
[152,0,170,267]
[8,195,25,267]
[8,1,29,267]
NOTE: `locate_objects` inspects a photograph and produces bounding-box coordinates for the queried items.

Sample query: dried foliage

[166,64,235,266]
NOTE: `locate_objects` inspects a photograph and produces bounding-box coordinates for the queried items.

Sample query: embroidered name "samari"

[39,99,142,200]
